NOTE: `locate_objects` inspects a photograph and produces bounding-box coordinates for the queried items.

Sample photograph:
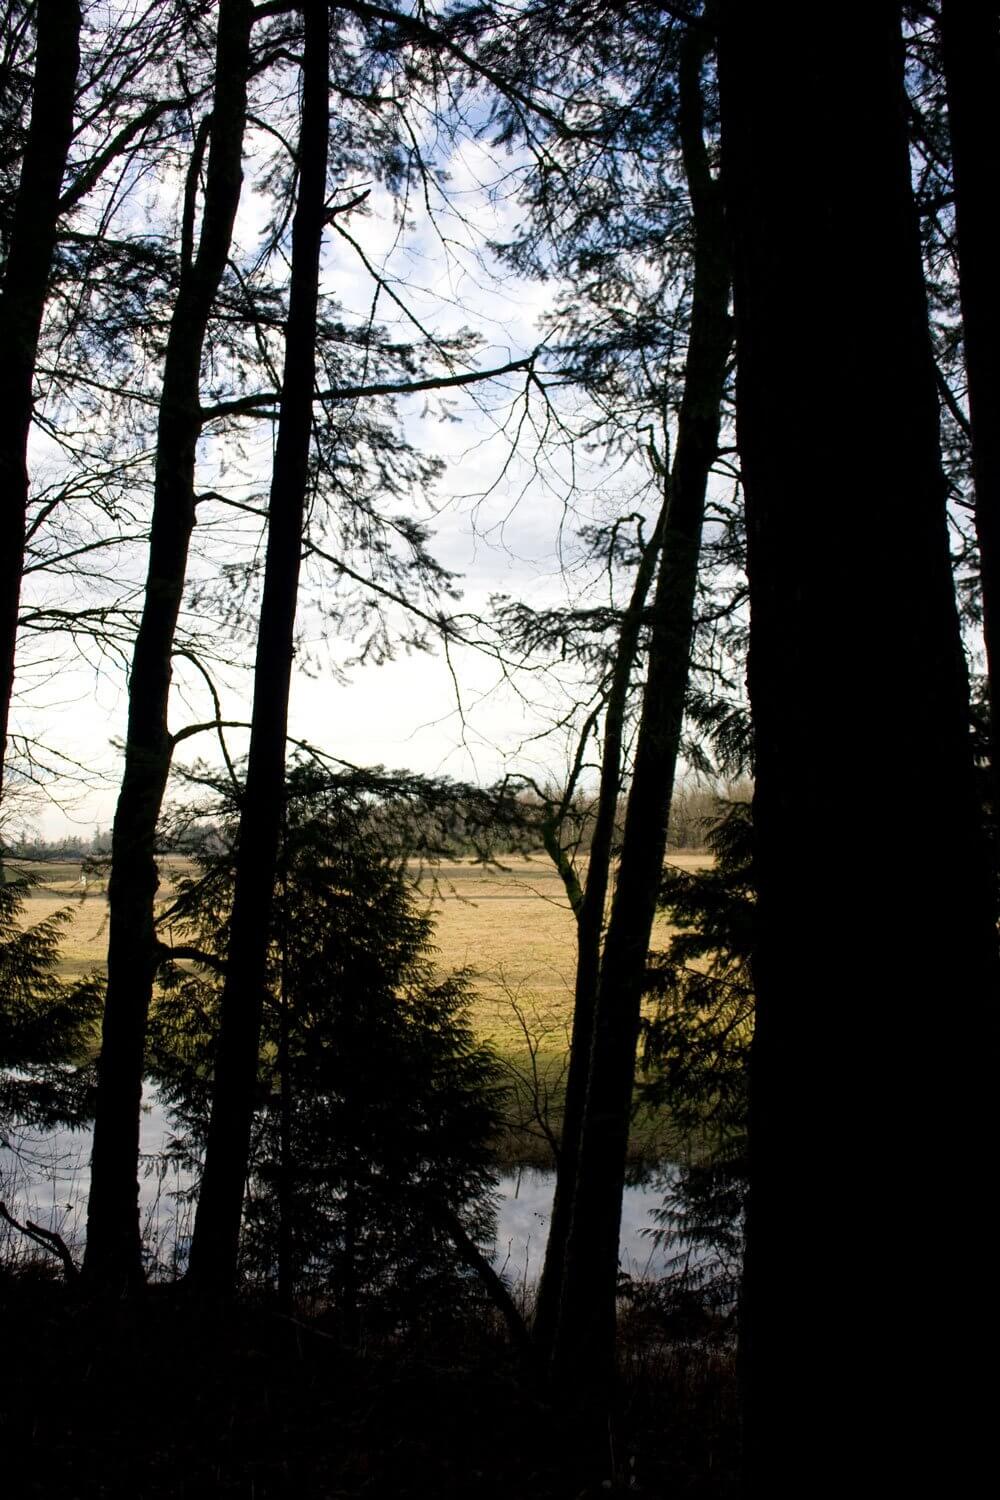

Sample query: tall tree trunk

[718,4,997,1489]
[277,841,294,1313]
[0,0,80,813]
[940,1,1000,817]
[548,25,732,1392]
[531,484,667,1354]
[84,0,252,1292]
[187,0,329,1297]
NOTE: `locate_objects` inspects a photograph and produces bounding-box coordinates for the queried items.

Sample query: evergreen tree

[547,14,732,1389]
[0,874,101,1131]
[477,1,736,1385]
[640,798,753,1313]
[85,0,255,1293]
[85,0,538,1294]
[149,769,504,1327]
[187,0,331,1296]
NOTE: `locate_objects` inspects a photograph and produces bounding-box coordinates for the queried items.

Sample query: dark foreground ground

[0,1267,738,1498]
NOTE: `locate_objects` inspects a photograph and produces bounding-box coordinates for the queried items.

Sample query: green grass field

[8,849,711,1162]
[10,851,709,1029]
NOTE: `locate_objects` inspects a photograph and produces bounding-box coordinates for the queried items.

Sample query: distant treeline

[5,781,744,869]
[359,778,752,861]
[517,779,752,859]
[4,828,112,861]
[665,781,753,850]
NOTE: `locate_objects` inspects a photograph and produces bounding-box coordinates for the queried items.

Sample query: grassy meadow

[9,849,712,1162]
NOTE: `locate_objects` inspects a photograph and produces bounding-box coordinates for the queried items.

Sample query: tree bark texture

[940,1,1000,818]
[187,0,330,1297]
[718,4,997,1490]
[84,0,253,1292]
[547,25,732,1393]
[0,0,80,812]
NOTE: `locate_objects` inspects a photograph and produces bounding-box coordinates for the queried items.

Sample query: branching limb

[154,940,228,975]
[171,651,243,797]
[0,1202,79,1282]
[199,350,541,422]
[431,1201,534,1363]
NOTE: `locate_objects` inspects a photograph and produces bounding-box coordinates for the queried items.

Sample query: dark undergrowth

[0,1263,739,1498]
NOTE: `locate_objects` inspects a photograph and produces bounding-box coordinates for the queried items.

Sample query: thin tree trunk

[547,23,731,1395]
[84,0,252,1292]
[277,822,293,1313]
[718,4,997,1489]
[940,1,1000,817]
[0,0,80,812]
[531,489,667,1353]
[187,0,329,1297]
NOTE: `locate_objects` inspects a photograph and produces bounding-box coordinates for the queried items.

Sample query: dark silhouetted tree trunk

[718,3,997,1489]
[940,1,1000,811]
[187,0,329,1297]
[530,485,667,1354]
[547,23,732,1391]
[0,0,80,811]
[277,838,294,1313]
[84,0,252,1292]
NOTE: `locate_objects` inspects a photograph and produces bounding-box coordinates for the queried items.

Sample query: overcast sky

[14,113,653,843]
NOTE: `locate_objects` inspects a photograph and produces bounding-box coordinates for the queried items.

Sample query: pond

[1,1089,680,1282]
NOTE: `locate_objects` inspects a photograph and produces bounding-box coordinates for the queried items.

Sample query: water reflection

[1,1095,672,1282]
[494,1165,671,1287]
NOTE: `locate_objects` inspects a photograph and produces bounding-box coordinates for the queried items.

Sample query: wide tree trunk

[0,0,80,812]
[718,3,997,1489]
[187,0,330,1297]
[940,1,1000,817]
[84,0,252,1292]
[547,24,732,1392]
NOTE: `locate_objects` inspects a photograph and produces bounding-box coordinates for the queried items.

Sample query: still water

[1,1090,674,1281]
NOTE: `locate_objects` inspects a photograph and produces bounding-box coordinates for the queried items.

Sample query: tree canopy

[0,3,995,1494]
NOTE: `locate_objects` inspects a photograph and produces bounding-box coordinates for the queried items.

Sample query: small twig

[0,1202,79,1282]
[432,1203,535,1366]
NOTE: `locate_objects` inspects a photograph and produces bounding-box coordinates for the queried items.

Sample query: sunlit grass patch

[7,850,710,1159]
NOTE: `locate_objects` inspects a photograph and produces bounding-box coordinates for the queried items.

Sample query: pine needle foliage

[0,875,102,1129]
[638,798,753,1307]
[148,769,506,1325]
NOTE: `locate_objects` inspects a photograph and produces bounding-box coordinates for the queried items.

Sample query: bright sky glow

[11,60,657,844]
